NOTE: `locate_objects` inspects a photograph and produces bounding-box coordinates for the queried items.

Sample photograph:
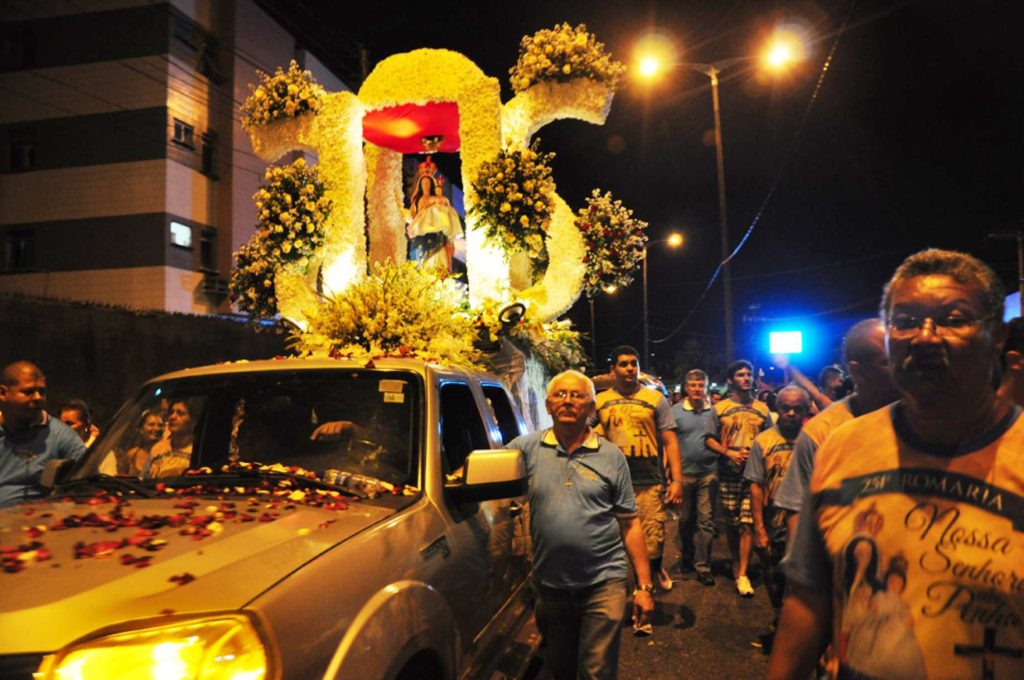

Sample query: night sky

[258,0,1024,379]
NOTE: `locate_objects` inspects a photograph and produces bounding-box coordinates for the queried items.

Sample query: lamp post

[686,58,746,363]
[634,28,805,362]
[643,233,684,370]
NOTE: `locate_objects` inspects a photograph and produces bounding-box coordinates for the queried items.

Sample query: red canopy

[362,102,461,153]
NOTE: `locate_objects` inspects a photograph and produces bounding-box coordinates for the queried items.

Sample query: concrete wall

[0,294,287,424]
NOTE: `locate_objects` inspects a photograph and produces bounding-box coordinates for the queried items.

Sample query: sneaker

[633,620,654,637]
[658,567,674,592]
[697,571,715,587]
[736,576,755,597]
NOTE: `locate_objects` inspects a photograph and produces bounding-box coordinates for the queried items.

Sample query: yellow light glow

[638,56,661,79]
[602,285,618,294]
[667,232,684,248]
[761,25,808,73]
[39,615,268,680]
[321,247,363,299]
[633,31,677,82]
[152,640,195,680]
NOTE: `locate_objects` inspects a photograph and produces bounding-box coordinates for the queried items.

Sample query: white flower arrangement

[236,27,629,332]
[502,78,616,147]
[364,143,407,265]
[515,192,586,321]
[358,48,506,310]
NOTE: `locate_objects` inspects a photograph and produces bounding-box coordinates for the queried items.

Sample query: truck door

[437,381,520,654]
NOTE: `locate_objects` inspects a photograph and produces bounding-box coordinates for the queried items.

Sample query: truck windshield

[78,369,421,489]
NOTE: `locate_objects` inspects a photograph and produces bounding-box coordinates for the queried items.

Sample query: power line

[653,0,858,345]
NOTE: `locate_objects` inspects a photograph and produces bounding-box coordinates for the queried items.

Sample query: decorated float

[232,24,649,428]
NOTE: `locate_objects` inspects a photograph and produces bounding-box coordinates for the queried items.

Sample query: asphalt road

[529,513,776,679]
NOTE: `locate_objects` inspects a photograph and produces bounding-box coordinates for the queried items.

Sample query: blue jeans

[679,472,718,573]
[534,578,628,680]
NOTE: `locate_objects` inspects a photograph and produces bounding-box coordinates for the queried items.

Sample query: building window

[201,132,217,177]
[200,228,217,272]
[8,140,35,172]
[172,119,195,149]
[197,38,225,84]
[1,26,36,69]
[170,221,193,249]
[4,229,35,271]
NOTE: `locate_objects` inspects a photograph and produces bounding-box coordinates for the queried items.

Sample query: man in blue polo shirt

[509,369,654,680]
[671,368,719,586]
[0,361,86,507]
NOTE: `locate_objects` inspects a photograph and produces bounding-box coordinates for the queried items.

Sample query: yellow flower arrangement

[229,157,332,319]
[253,157,331,269]
[470,140,555,265]
[241,61,326,133]
[509,23,626,94]
[577,188,649,297]
[293,261,482,367]
[228,239,278,319]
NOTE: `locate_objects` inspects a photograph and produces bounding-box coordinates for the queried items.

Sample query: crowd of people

[2,247,1022,679]
[514,248,1024,680]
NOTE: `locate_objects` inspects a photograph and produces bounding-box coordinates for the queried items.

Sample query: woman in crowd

[145,399,197,478]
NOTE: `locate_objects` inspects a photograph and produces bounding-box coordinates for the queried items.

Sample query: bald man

[743,385,811,618]
[0,361,86,507]
[772,319,901,538]
[997,317,1024,406]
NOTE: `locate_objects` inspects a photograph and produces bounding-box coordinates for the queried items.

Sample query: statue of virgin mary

[406,157,463,272]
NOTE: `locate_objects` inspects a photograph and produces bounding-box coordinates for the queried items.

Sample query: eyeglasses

[550,389,591,403]
[887,312,991,337]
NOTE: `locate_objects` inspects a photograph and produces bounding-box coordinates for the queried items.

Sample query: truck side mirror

[445,449,527,503]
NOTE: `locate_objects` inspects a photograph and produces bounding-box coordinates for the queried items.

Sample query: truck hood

[0,492,396,652]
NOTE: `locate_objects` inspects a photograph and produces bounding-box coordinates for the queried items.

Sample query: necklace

[564,453,583,487]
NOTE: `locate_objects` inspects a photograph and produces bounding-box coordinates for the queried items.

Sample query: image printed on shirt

[820,469,1024,680]
[714,400,770,475]
[598,397,659,459]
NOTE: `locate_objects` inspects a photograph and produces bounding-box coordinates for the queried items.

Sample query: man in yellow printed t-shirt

[595,346,682,606]
[769,249,1024,680]
[744,385,810,615]
[705,359,772,597]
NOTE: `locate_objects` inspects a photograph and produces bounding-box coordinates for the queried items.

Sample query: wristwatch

[634,583,655,593]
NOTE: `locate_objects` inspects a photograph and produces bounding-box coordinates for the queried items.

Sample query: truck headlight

[35,614,271,680]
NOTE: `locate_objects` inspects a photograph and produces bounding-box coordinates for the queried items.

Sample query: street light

[634,27,804,362]
[643,233,684,369]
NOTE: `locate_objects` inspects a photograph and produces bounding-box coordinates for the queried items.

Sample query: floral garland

[229,158,331,319]
[241,60,326,133]
[292,261,482,368]
[470,140,556,264]
[577,189,649,297]
[509,23,626,94]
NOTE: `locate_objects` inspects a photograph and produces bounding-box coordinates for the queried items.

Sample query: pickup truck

[0,357,538,680]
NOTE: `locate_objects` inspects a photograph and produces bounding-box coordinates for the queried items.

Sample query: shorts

[633,484,665,559]
[719,475,752,527]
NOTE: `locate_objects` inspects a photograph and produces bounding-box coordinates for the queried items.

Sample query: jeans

[679,472,718,573]
[534,578,628,680]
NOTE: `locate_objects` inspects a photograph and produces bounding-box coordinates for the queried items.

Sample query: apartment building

[0,0,347,314]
